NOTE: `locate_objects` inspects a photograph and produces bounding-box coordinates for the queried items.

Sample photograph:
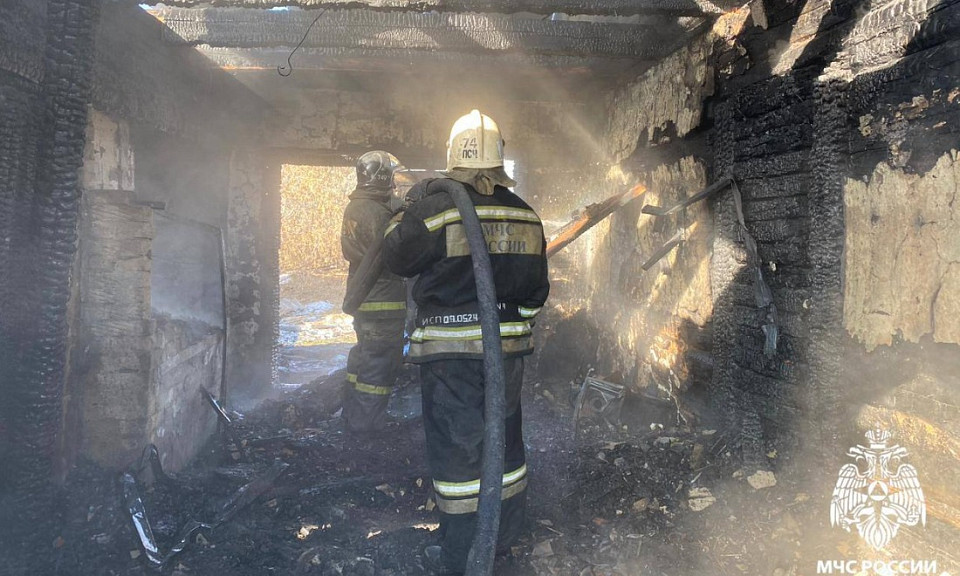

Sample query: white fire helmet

[446,109,505,171]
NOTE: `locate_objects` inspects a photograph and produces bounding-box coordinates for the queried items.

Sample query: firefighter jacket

[341,188,406,320]
[382,179,550,362]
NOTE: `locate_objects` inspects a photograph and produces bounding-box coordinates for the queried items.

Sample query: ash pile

[519,375,824,576]
[25,368,437,576]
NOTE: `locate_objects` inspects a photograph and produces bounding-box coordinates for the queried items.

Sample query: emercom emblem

[830,429,926,550]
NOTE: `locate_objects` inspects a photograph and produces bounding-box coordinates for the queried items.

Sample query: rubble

[687,487,716,511]
[18,358,844,576]
[747,470,777,490]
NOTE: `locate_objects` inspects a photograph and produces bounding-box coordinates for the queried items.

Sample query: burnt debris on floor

[16,357,849,576]
[2,0,960,574]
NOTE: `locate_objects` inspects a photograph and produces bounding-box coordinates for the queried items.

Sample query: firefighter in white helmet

[382,111,550,574]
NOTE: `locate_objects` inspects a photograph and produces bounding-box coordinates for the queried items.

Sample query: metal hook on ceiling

[278,9,327,78]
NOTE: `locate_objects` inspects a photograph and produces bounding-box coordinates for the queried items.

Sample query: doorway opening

[277,163,356,390]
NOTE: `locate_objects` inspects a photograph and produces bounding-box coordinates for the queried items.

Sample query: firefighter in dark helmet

[340,150,407,433]
[382,111,550,574]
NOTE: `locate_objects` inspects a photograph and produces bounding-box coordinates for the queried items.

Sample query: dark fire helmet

[355,150,403,192]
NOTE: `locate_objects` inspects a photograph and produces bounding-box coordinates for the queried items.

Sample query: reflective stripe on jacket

[382,179,549,362]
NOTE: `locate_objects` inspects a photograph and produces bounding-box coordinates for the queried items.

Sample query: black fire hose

[432,179,506,576]
[344,179,507,576]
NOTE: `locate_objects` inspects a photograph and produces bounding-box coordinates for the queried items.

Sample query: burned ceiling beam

[154,8,686,59]
[145,0,730,17]
[197,45,651,76]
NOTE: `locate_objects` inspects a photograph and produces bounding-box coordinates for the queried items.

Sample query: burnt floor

[19,370,845,576]
[4,275,874,576]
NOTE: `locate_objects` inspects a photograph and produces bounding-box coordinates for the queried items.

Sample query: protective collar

[440,167,516,196]
[349,185,393,201]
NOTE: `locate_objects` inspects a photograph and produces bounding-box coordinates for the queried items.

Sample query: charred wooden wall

[709,6,835,469]
[536,14,745,425]
[0,0,100,568]
[543,0,959,517]
[1,6,271,567]
[618,0,960,560]
[708,0,960,475]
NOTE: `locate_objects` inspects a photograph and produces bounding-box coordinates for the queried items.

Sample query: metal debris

[532,540,555,557]
[730,180,779,357]
[138,444,170,485]
[202,388,233,425]
[123,447,289,571]
[166,520,213,560]
[121,472,165,571]
[202,388,247,461]
[122,471,214,571]
[572,377,625,434]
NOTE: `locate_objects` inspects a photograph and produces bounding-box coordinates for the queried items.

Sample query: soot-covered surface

[12,362,848,576]
[9,274,847,576]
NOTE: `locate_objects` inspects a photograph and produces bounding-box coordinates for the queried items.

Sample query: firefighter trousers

[420,357,528,573]
[342,316,405,432]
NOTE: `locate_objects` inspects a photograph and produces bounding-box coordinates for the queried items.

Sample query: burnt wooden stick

[639,220,703,271]
[640,230,683,271]
[640,175,733,217]
[546,184,647,259]
[215,460,290,525]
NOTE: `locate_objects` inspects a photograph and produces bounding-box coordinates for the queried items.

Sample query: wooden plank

[545,184,647,258]
[155,8,681,59]
[144,0,728,17]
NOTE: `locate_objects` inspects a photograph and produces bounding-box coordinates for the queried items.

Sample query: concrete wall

[226,149,282,406]
[60,1,271,471]
[73,109,224,471]
[75,188,156,468]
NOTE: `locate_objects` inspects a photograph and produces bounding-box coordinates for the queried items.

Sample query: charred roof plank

[145,0,731,17]
[197,44,651,75]
[154,7,688,60]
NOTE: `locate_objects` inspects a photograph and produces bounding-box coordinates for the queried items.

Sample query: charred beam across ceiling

[153,8,694,59]
[144,0,731,17]
[198,45,651,76]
